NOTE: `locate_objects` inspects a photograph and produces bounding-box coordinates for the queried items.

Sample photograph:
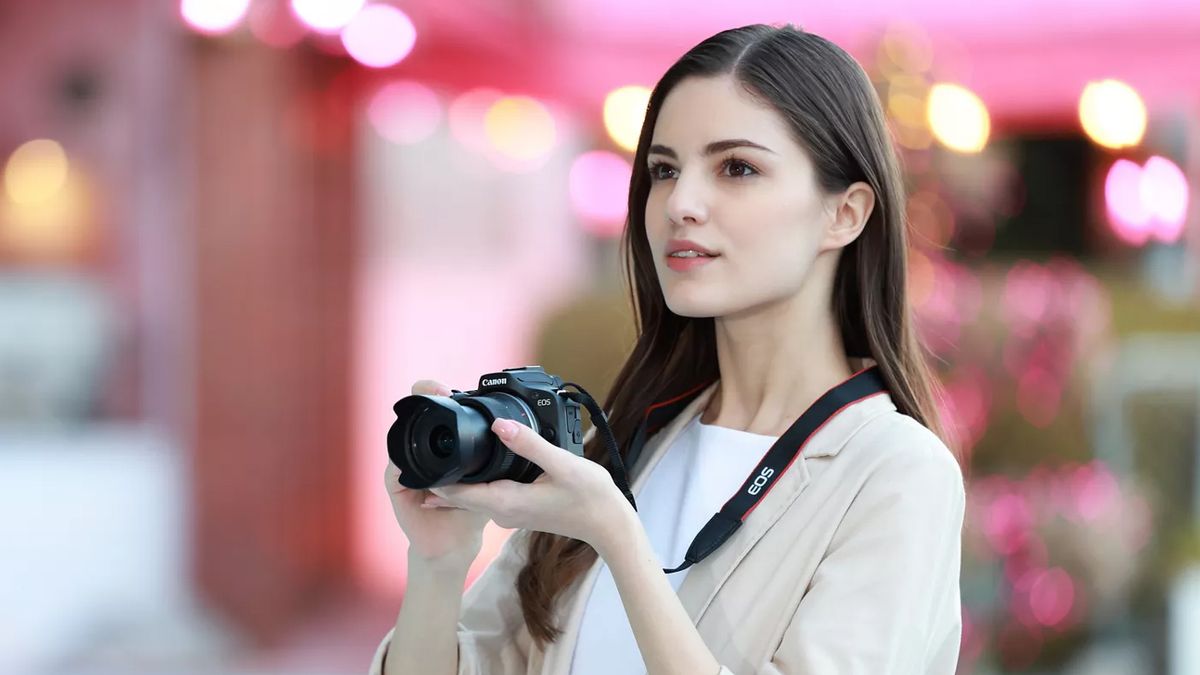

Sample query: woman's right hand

[384,379,492,570]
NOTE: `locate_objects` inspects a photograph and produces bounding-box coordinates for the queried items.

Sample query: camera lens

[390,400,490,488]
[429,425,455,458]
[388,391,541,488]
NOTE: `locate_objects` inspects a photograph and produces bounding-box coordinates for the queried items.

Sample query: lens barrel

[388,392,539,488]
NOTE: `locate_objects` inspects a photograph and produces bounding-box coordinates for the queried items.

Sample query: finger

[430,485,471,500]
[421,494,459,508]
[420,495,458,509]
[491,418,565,473]
[430,483,494,511]
[411,379,453,396]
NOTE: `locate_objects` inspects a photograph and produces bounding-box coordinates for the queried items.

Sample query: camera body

[388,366,585,489]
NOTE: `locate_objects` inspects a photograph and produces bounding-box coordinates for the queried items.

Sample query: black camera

[388,366,586,489]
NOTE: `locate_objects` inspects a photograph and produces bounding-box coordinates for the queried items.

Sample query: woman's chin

[664,297,723,319]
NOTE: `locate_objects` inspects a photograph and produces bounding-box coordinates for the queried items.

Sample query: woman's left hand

[423,418,633,551]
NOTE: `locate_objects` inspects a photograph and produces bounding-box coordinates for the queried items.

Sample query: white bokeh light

[180,0,251,36]
[290,0,366,34]
[342,4,416,68]
[1079,79,1147,150]
[927,83,990,153]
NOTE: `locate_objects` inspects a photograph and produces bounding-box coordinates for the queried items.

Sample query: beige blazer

[371,382,966,674]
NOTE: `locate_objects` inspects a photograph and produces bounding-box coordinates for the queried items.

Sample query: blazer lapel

[675,390,898,621]
[673,454,813,620]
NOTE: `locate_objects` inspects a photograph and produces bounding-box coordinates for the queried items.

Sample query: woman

[376,23,966,675]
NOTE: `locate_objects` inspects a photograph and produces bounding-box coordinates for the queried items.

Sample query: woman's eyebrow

[648,139,776,159]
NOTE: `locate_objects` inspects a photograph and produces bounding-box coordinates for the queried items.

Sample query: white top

[569,413,779,675]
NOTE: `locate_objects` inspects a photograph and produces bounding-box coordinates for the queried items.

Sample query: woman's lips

[665,254,719,272]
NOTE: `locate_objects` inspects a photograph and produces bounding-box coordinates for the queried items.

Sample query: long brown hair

[517,23,950,648]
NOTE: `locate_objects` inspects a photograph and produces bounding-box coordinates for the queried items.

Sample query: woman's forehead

[652,76,796,153]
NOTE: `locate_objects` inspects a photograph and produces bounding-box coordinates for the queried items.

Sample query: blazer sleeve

[726,434,966,675]
[369,528,535,675]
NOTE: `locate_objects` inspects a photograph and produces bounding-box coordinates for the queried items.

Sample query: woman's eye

[722,159,758,178]
[648,163,678,181]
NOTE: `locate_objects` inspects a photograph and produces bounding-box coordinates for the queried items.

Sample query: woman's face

[643,74,839,319]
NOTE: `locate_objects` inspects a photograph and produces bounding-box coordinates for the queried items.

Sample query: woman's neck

[699,282,854,437]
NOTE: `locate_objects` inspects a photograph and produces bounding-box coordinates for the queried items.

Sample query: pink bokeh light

[180,0,251,36]
[1068,461,1119,521]
[341,4,416,69]
[1028,567,1076,627]
[568,150,632,237]
[367,81,442,145]
[1105,156,1190,246]
[1009,562,1080,633]
[1106,159,1150,242]
[1140,156,1189,241]
[937,365,992,456]
[1002,260,1052,335]
[985,491,1035,556]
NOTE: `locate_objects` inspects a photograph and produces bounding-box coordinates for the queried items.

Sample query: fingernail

[493,419,518,439]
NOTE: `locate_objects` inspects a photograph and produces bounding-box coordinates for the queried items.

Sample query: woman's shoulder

[841,409,965,495]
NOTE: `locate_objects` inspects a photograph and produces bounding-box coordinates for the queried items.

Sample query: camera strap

[628,366,889,574]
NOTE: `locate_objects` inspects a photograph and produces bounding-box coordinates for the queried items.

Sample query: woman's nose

[664,172,709,225]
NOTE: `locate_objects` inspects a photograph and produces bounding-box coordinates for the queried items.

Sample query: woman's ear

[820,182,875,252]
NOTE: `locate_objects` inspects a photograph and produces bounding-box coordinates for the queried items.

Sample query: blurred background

[0,0,1198,673]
